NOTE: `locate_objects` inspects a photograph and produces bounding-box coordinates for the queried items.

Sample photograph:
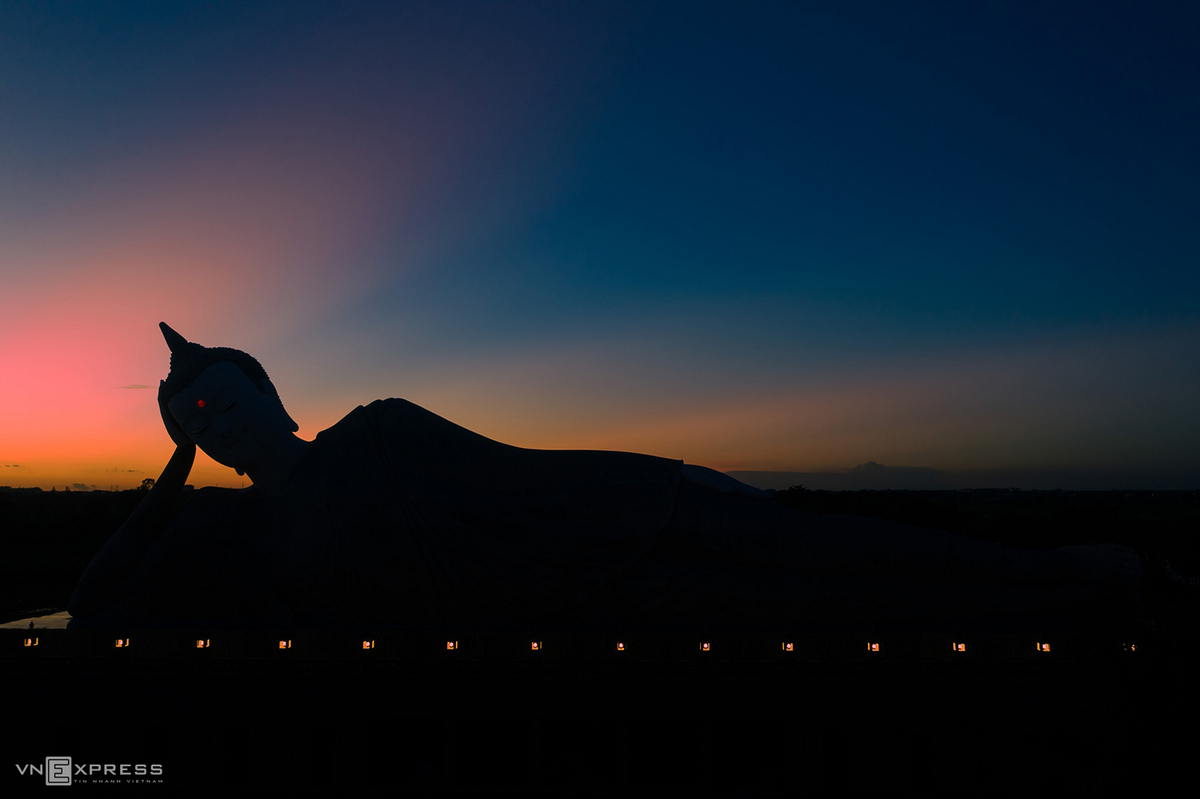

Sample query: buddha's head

[159,322,300,474]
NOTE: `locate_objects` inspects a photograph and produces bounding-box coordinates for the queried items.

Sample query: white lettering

[14,758,176,783]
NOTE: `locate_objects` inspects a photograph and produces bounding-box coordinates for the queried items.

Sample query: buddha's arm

[68,443,196,618]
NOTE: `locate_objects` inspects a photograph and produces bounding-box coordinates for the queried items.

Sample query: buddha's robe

[86,399,682,626]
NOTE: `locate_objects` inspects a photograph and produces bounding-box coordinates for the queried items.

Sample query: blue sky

[1,1,1197,489]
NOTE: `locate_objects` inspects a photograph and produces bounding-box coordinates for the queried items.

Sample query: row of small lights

[21,637,1137,653]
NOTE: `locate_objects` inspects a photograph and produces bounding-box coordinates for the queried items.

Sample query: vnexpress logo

[46,756,72,785]
[15,757,163,785]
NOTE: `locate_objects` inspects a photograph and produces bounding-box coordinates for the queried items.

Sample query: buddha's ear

[257,378,300,433]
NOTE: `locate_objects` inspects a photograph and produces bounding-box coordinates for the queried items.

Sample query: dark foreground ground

[2,486,1198,794]
[1,623,1195,795]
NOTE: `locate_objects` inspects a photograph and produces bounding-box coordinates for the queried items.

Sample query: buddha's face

[167,361,296,471]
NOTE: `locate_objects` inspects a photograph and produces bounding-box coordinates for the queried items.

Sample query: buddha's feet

[1056,543,1144,589]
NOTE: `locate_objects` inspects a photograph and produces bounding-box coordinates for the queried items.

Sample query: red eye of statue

[197,400,205,408]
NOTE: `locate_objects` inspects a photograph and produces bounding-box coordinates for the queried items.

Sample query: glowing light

[115,638,129,648]
[701,642,711,651]
[1123,643,1137,652]
[617,642,625,651]
[868,642,880,652]
[197,400,205,408]
[447,641,457,650]
[531,641,541,650]
[363,640,374,650]
[196,639,210,648]
[1037,642,1050,652]
[24,638,37,647]
[279,640,291,649]
[952,642,966,652]
[782,642,793,651]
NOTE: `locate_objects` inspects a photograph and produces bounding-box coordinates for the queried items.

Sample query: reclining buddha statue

[67,323,1144,629]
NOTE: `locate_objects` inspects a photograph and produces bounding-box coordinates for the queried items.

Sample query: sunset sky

[1,1,1197,491]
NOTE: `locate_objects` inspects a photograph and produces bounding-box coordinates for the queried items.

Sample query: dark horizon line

[728,462,1200,492]
[2,483,1197,494]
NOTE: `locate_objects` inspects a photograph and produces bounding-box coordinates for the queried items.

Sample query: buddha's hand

[158,380,194,449]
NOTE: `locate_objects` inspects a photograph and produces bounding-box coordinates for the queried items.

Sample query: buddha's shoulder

[326,398,470,440]
[326,398,423,426]
[358,397,424,418]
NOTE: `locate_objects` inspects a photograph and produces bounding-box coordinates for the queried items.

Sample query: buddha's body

[67,327,1145,629]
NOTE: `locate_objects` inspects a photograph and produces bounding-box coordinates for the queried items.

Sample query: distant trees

[139,478,156,492]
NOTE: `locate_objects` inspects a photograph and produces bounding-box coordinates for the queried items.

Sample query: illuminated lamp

[24,638,37,647]
[616,642,625,651]
[197,400,205,408]
[196,639,210,648]
[279,640,291,650]
[115,638,130,648]
[1036,642,1050,652]
[531,641,542,650]
[867,642,880,652]
[782,642,794,652]
[363,640,374,650]
[447,641,457,650]
[952,642,966,652]
[700,642,711,651]
[1123,643,1136,652]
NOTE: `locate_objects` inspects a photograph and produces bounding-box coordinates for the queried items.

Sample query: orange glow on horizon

[9,317,1196,491]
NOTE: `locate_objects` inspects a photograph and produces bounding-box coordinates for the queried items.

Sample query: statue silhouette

[67,324,1144,629]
